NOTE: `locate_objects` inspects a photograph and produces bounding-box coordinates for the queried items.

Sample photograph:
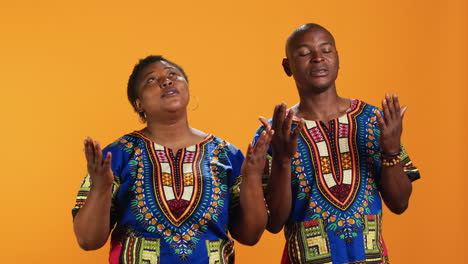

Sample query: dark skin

[74,61,272,250]
[263,24,413,233]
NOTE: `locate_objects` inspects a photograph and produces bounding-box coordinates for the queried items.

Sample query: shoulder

[209,135,242,155]
[350,99,381,117]
[103,132,144,155]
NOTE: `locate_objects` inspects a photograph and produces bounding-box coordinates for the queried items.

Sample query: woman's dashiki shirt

[255,99,420,264]
[73,131,244,264]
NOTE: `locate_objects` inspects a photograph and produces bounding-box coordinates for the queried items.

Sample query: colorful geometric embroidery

[301,100,362,211]
[72,173,120,220]
[206,240,222,264]
[362,214,389,263]
[258,100,421,264]
[206,240,234,264]
[122,133,232,260]
[73,132,243,263]
[121,236,160,264]
[150,144,202,226]
[302,219,331,262]
[285,220,332,264]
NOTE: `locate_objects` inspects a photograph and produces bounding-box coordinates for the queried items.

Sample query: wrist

[381,144,401,154]
[272,156,292,166]
[241,175,263,188]
[380,151,403,167]
[90,183,113,194]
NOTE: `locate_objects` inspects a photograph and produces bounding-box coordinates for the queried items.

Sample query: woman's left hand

[376,93,408,154]
[241,122,274,179]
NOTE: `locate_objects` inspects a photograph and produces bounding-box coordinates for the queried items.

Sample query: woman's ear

[134,98,143,113]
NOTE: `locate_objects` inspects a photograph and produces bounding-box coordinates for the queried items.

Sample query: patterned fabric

[255,99,420,264]
[72,131,243,264]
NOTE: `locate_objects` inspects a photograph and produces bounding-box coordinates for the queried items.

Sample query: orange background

[0,0,466,263]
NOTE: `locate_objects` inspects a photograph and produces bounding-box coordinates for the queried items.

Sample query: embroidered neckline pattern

[117,134,230,260]
[292,100,381,244]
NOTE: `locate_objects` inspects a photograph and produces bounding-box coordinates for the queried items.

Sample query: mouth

[310,67,328,77]
[161,88,179,98]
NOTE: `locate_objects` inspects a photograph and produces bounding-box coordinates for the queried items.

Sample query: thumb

[400,106,408,119]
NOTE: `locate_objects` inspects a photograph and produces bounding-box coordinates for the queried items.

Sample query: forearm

[379,164,412,214]
[73,186,113,250]
[266,158,292,233]
[230,176,268,246]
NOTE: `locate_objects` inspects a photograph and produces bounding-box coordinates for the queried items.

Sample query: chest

[294,113,379,211]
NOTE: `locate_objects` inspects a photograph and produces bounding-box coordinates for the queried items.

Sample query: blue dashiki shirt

[254,99,420,264]
[72,131,244,264]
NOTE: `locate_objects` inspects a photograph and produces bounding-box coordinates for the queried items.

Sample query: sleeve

[368,108,421,182]
[399,145,420,182]
[252,124,273,192]
[71,140,128,226]
[225,144,245,216]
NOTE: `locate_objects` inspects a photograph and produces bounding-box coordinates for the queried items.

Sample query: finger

[381,98,390,126]
[386,93,396,120]
[259,116,271,131]
[95,141,103,166]
[292,118,305,139]
[272,104,280,131]
[245,142,253,158]
[283,108,294,135]
[393,93,401,118]
[254,130,267,150]
[277,103,287,132]
[262,121,274,138]
[103,152,112,170]
[91,140,98,165]
[256,130,273,153]
[400,105,408,119]
[84,137,95,164]
[376,111,386,130]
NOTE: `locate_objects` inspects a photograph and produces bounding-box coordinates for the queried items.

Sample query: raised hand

[376,93,407,154]
[260,103,304,160]
[241,124,274,178]
[84,137,114,190]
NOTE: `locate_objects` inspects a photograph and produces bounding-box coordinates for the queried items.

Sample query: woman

[72,55,272,263]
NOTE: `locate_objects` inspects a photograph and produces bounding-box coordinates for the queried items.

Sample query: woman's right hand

[260,103,304,161]
[84,137,113,190]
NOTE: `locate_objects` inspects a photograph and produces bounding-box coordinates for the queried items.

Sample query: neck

[295,85,349,121]
[144,110,193,146]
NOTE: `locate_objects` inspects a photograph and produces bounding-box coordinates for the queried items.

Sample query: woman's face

[134,61,189,119]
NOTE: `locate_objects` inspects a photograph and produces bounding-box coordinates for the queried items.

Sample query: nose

[160,78,173,88]
[311,51,324,63]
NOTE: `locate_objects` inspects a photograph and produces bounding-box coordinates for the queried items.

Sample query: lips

[310,67,328,77]
[161,88,179,98]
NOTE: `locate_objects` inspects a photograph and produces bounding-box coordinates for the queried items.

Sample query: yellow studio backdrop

[0,0,466,263]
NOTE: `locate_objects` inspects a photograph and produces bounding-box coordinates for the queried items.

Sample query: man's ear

[282,58,292,77]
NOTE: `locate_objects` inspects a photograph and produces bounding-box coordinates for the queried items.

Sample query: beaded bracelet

[380,151,403,166]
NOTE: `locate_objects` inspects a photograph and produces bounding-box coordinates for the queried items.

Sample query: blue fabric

[73,131,244,264]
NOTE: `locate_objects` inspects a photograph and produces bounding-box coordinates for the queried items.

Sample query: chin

[164,102,188,113]
[307,83,333,94]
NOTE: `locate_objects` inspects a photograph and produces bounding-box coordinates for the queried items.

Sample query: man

[257,23,420,264]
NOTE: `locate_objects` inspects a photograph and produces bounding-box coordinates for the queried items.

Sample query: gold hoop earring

[188,94,199,111]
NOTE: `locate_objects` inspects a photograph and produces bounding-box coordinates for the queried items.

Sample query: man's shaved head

[286,23,336,57]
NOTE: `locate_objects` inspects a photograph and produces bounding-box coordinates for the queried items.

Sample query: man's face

[284,27,339,93]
